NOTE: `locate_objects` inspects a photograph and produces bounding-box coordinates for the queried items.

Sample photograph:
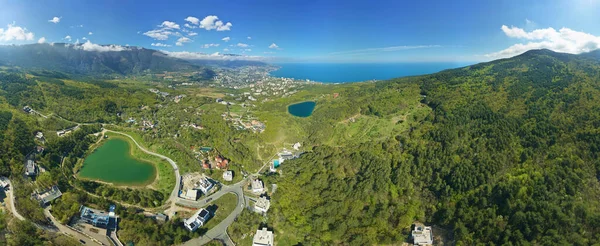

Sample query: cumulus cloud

[37,37,46,44]
[269,43,280,49]
[188,32,198,36]
[199,15,232,31]
[63,35,72,41]
[82,37,87,40]
[0,24,35,41]
[163,50,266,61]
[184,16,200,25]
[236,43,249,48]
[175,37,192,46]
[76,40,129,52]
[201,43,220,48]
[485,25,600,59]
[222,36,230,42]
[144,29,172,40]
[160,21,180,29]
[223,48,229,52]
[184,23,196,29]
[152,42,171,47]
[88,32,93,35]
[48,17,61,24]
[247,36,252,40]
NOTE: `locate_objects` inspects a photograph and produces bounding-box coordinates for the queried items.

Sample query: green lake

[288,101,316,117]
[79,138,156,185]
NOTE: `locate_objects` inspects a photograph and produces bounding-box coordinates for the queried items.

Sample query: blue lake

[270,62,471,83]
[288,101,316,117]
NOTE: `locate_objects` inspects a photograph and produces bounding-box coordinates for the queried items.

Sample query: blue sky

[1,0,600,63]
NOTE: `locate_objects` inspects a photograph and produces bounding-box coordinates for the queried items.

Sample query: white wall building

[252,227,274,246]
[251,179,264,193]
[184,209,211,232]
[254,196,271,213]
[181,189,198,201]
[196,177,214,194]
[412,224,433,246]
[223,170,233,182]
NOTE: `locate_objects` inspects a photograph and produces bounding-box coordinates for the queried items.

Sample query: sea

[270,62,473,83]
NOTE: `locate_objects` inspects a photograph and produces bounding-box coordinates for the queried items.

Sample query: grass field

[203,193,238,229]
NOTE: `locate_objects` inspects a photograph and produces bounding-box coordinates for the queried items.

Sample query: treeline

[78,180,165,207]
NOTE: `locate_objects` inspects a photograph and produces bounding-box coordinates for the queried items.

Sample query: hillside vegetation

[266,49,600,245]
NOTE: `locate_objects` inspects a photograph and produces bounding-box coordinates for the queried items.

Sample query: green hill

[0,43,200,76]
[268,49,600,245]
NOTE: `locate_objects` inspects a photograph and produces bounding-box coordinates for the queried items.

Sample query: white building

[292,142,301,150]
[196,177,214,194]
[223,171,233,182]
[181,189,199,201]
[251,179,264,193]
[184,208,211,232]
[254,196,270,213]
[412,224,433,246]
[35,132,44,139]
[0,177,9,189]
[252,227,274,246]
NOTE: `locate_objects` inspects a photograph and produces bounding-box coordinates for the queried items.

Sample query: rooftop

[412,224,433,246]
[252,227,274,246]
[184,208,211,232]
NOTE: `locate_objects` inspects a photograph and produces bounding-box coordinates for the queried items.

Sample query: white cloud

[188,32,198,36]
[143,29,172,40]
[222,36,230,42]
[223,48,229,52]
[485,25,600,59]
[199,15,232,31]
[151,42,171,47]
[201,43,220,48]
[82,37,87,40]
[37,37,46,44]
[63,35,72,41]
[269,43,280,49]
[525,18,535,26]
[328,45,440,56]
[176,37,192,46]
[160,21,180,29]
[244,49,252,52]
[184,16,200,25]
[76,40,129,52]
[184,23,196,29]
[88,32,93,35]
[247,36,252,40]
[163,50,267,61]
[48,17,61,24]
[236,43,249,48]
[0,24,35,42]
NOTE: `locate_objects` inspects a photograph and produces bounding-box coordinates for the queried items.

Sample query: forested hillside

[0,43,201,76]
[269,49,600,245]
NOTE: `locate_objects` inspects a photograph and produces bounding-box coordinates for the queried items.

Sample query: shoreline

[77,134,159,187]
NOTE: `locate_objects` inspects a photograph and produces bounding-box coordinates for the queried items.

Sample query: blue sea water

[270,62,472,83]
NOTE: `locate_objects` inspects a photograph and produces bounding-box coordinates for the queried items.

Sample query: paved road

[181,184,245,246]
[4,180,25,221]
[104,130,182,209]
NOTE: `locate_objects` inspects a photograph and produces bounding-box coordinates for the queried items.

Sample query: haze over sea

[270,62,472,83]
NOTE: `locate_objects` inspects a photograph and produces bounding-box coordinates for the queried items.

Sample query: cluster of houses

[32,185,63,206]
[221,112,266,133]
[148,88,170,97]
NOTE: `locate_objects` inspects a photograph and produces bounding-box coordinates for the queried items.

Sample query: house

[292,142,301,150]
[25,159,37,176]
[0,177,9,189]
[35,131,44,139]
[411,223,433,246]
[252,227,274,246]
[181,189,199,201]
[79,206,110,228]
[155,213,168,223]
[251,179,264,193]
[35,185,62,206]
[254,196,270,213]
[196,177,214,194]
[184,208,211,232]
[223,170,233,182]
